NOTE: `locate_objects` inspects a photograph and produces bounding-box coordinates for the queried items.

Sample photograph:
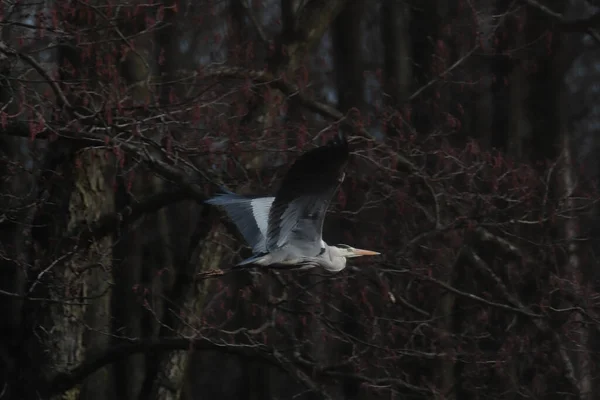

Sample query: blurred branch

[416,269,541,318]
[408,46,479,101]
[293,352,430,394]
[80,131,212,201]
[270,0,348,71]
[472,227,525,259]
[464,246,584,400]
[240,0,268,42]
[0,41,73,110]
[522,0,570,19]
[317,370,428,394]
[0,121,215,260]
[522,0,600,45]
[0,120,212,199]
[44,333,425,398]
[281,0,297,40]
[391,291,430,317]
[63,188,190,247]
[274,350,334,400]
[293,0,347,42]
[463,248,528,312]
[201,66,420,176]
[44,337,284,396]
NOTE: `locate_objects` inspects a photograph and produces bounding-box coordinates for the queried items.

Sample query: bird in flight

[206,134,380,273]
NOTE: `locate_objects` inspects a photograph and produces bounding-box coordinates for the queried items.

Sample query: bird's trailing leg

[195,269,226,280]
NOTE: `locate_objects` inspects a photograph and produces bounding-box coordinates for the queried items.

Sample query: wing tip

[205,187,238,205]
[236,253,269,266]
[205,194,228,205]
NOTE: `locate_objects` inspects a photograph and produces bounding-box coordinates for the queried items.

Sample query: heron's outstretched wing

[205,190,275,252]
[266,134,349,253]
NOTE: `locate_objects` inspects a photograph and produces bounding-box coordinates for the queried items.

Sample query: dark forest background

[1,0,600,399]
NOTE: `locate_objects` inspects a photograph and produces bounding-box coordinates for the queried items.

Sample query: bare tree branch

[408,45,479,101]
[240,0,269,43]
[523,0,600,45]
[44,335,430,398]
[43,338,281,396]
[0,41,73,110]
[414,268,542,318]
[472,227,526,259]
[64,188,190,247]
[464,246,585,400]
[200,66,422,177]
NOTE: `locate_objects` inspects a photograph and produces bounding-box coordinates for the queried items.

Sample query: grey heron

[206,134,380,273]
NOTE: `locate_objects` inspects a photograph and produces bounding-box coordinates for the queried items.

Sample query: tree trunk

[151,219,230,400]
[557,36,592,400]
[112,211,145,400]
[560,130,592,400]
[382,0,412,105]
[46,149,115,400]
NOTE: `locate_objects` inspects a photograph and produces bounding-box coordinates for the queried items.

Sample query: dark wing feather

[266,134,349,252]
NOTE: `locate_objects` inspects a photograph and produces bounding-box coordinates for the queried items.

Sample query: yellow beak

[352,248,381,256]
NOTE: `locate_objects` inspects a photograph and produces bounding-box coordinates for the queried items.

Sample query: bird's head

[334,244,380,259]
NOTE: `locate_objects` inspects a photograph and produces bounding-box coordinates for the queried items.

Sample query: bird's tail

[204,187,241,205]
[235,252,271,267]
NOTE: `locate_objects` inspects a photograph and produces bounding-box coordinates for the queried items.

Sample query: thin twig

[0,41,73,109]
[408,45,479,101]
[523,0,600,46]
[240,0,269,42]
